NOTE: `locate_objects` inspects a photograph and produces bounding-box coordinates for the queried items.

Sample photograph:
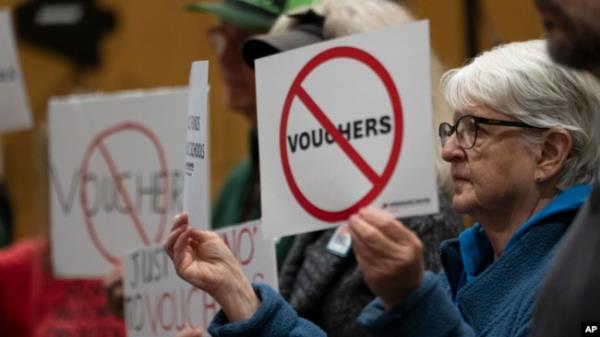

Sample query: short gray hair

[442,39,600,189]
[272,0,455,196]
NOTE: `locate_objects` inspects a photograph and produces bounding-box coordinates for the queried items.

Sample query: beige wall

[0,0,543,240]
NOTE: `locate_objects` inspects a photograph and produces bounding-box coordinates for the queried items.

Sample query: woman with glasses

[165,39,600,337]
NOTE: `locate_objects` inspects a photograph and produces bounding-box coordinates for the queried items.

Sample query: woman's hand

[176,327,203,337]
[164,213,259,322]
[103,266,124,319]
[349,207,424,310]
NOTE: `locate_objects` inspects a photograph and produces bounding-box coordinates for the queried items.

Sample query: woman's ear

[535,129,573,182]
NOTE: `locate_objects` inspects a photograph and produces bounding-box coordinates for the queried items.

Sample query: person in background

[0,238,126,337]
[186,0,314,266]
[531,0,600,336]
[166,38,600,336]
[101,0,315,327]
[242,1,461,336]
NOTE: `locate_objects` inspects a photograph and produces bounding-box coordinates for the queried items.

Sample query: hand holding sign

[165,213,260,322]
[348,207,423,309]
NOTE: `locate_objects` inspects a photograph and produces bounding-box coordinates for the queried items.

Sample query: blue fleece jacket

[207,185,589,337]
[357,184,590,337]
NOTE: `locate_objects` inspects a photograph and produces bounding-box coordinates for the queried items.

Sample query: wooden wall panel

[0,0,544,240]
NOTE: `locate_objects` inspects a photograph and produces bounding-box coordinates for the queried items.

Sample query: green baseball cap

[185,0,316,29]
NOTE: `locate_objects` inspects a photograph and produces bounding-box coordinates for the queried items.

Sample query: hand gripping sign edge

[279,46,404,222]
[79,121,171,264]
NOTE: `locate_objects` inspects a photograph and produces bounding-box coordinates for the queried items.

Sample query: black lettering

[50,167,79,215]
[0,67,16,82]
[311,129,323,148]
[365,118,378,137]
[82,173,100,216]
[325,131,335,144]
[187,116,201,131]
[137,172,157,213]
[299,132,310,150]
[287,134,299,153]
[124,294,145,331]
[186,142,205,159]
[338,122,351,140]
[152,172,168,214]
[153,247,163,282]
[379,115,392,134]
[353,119,364,139]
[171,170,184,214]
[130,251,140,288]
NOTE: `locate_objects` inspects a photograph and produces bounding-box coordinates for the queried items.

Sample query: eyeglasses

[439,114,546,149]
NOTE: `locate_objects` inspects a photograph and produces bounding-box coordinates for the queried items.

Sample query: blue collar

[457,184,591,287]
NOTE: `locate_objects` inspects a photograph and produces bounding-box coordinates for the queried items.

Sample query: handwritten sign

[123,221,277,337]
[0,10,32,133]
[183,61,210,230]
[49,89,187,277]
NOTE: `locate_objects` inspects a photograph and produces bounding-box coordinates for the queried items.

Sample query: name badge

[326,224,352,257]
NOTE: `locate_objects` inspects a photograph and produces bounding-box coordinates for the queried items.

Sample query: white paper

[49,88,188,277]
[183,61,210,230]
[123,221,278,337]
[255,21,439,238]
[0,10,32,133]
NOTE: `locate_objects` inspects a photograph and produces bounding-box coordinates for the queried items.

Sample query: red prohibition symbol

[279,46,404,222]
[79,122,170,264]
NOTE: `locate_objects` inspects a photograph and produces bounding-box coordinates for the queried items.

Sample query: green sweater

[211,159,294,270]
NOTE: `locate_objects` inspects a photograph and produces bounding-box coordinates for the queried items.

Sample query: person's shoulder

[0,237,46,270]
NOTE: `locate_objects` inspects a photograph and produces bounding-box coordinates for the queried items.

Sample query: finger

[173,228,194,260]
[186,228,218,245]
[102,266,123,288]
[348,214,396,258]
[176,327,203,337]
[165,225,188,259]
[165,213,189,256]
[171,213,189,232]
[358,207,412,243]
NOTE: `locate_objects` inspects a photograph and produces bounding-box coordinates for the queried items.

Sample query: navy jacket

[208,185,590,337]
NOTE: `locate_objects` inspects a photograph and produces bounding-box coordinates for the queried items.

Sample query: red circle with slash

[279,46,404,222]
[79,122,170,264]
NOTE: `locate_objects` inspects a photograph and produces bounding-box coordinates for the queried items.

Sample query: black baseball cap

[241,9,324,67]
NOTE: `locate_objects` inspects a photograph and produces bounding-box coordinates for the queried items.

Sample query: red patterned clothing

[0,238,125,337]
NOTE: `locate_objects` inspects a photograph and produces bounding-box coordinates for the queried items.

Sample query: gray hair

[442,39,600,189]
[272,0,454,196]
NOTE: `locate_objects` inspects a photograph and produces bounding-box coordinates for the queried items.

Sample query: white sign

[255,21,439,238]
[49,89,187,277]
[184,61,210,230]
[123,221,277,337]
[0,10,32,133]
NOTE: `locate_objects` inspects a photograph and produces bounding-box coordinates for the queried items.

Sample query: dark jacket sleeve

[208,283,327,337]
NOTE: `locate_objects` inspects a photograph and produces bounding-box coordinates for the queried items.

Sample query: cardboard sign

[255,21,439,238]
[0,10,32,133]
[123,221,277,337]
[49,89,187,277]
[183,61,210,230]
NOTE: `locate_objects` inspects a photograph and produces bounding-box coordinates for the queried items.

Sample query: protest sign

[50,89,187,277]
[183,61,210,230]
[0,10,32,133]
[123,221,277,337]
[255,21,439,238]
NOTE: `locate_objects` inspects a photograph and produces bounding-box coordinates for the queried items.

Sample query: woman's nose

[441,134,464,162]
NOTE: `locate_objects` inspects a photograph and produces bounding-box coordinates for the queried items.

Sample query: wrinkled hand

[103,266,124,319]
[164,213,259,322]
[176,327,203,337]
[349,207,424,310]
